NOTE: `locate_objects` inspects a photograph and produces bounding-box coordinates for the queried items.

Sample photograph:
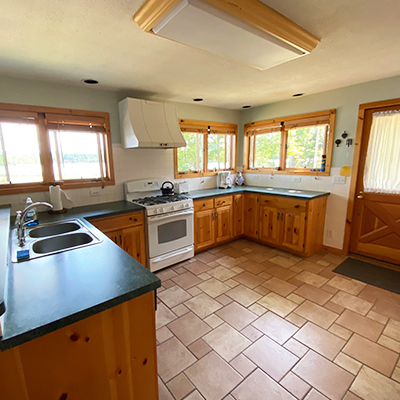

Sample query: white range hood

[119,98,186,149]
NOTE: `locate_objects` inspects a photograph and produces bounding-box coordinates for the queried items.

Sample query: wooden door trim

[343,97,400,254]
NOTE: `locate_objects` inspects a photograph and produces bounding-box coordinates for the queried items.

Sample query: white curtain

[364,110,400,194]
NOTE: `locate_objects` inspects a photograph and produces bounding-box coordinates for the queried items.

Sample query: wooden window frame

[0,102,115,195]
[243,110,336,176]
[174,120,238,179]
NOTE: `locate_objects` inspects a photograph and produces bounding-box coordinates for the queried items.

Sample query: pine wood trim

[342,97,400,255]
[134,0,319,53]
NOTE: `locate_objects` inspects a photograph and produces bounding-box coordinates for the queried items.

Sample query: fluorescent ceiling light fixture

[134,0,320,70]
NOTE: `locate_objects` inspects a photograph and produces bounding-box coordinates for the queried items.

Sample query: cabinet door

[233,194,244,237]
[259,205,279,245]
[105,229,123,247]
[280,210,306,253]
[194,209,215,251]
[244,193,259,239]
[122,225,147,266]
[216,205,232,243]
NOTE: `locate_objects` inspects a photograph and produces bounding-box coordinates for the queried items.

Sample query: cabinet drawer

[90,211,144,232]
[260,195,307,212]
[194,198,214,212]
[214,195,233,208]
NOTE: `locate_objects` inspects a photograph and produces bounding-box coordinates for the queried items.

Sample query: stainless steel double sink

[11,219,102,263]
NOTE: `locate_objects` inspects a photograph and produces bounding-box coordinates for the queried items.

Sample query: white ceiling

[1,0,400,109]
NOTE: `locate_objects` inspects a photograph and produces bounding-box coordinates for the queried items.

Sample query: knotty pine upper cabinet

[243,193,259,239]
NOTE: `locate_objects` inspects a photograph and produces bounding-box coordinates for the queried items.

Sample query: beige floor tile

[244,336,298,381]
[239,260,267,275]
[156,268,179,282]
[253,285,270,296]
[294,322,345,360]
[163,280,176,289]
[258,271,273,280]
[195,252,218,264]
[157,326,174,344]
[157,337,196,382]
[371,298,400,322]
[198,272,212,281]
[184,293,222,319]
[295,271,328,288]
[293,351,354,400]
[207,265,238,281]
[286,293,306,305]
[377,335,400,353]
[334,352,362,375]
[294,284,333,306]
[284,338,309,358]
[225,285,262,307]
[230,354,257,378]
[198,278,230,298]
[336,309,384,341]
[327,276,366,295]
[383,319,400,341]
[185,352,242,400]
[281,371,311,399]
[320,284,339,295]
[350,365,400,400]
[184,260,213,275]
[171,271,203,290]
[269,255,297,268]
[258,292,298,318]
[328,323,353,340]
[215,255,242,268]
[248,303,268,316]
[392,367,400,383]
[156,302,177,329]
[187,286,203,297]
[240,325,263,342]
[215,293,233,306]
[188,339,212,359]
[232,266,245,274]
[223,248,247,259]
[343,334,398,376]
[316,260,330,267]
[331,291,373,316]
[294,300,338,329]
[265,265,298,281]
[252,311,298,344]
[367,310,389,325]
[158,376,174,400]
[232,271,266,289]
[168,312,211,346]
[171,303,190,317]
[323,300,345,314]
[216,302,257,331]
[167,373,195,400]
[225,278,240,288]
[357,285,394,303]
[203,323,251,362]
[232,369,296,400]
[343,393,362,400]
[158,285,192,308]
[295,260,325,274]
[286,313,308,328]
[304,389,329,400]
[203,313,224,329]
[262,276,298,297]
[245,251,271,263]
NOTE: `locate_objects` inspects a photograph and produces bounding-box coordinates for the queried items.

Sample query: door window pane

[0,122,42,184]
[286,125,328,169]
[177,132,204,173]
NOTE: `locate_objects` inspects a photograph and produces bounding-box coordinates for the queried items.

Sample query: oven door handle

[152,246,193,262]
[147,209,194,223]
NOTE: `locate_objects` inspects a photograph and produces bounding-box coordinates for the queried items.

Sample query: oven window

[158,220,187,244]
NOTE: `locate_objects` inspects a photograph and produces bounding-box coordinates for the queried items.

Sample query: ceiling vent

[133,0,320,70]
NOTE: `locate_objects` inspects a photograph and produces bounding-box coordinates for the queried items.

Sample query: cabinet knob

[203,204,206,207]
[222,200,225,203]
[134,218,138,221]
[264,200,268,202]
[295,204,300,208]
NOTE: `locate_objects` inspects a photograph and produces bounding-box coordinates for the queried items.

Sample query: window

[244,110,335,175]
[175,120,237,178]
[0,104,114,194]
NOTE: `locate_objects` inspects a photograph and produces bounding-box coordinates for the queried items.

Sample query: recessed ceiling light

[292,93,305,97]
[193,98,203,102]
[83,79,99,85]
[242,105,251,109]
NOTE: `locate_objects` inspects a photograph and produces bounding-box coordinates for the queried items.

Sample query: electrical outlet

[332,176,346,184]
[90,189,100,197]
[292,177,301,183]
[326,229,333,238]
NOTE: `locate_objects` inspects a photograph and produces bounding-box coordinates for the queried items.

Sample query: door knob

[357,191,364,199]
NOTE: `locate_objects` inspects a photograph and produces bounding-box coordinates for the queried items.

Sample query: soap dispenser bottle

[25,197,38,226]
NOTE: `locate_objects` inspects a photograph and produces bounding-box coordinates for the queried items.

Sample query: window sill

[243,169,330,177]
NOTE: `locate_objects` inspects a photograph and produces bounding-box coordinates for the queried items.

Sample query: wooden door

[350,102,400,264]
[105,229,123,248]
[194,209,215,251]
[233,194,244,237]
[244,193,259,239]
[259,205,279,245]
[280,210,306,252]
[122,225,147,266]
[216,205,232,243]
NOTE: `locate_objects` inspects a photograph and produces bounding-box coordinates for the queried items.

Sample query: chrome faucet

[16,202,53,246]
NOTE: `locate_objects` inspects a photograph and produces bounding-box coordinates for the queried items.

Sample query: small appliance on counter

[218,171,232,189]
[160,181,174,195]
[175,181,190,194]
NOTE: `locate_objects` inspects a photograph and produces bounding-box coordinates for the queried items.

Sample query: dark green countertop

[1,201,159,351]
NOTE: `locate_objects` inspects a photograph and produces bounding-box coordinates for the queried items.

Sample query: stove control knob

[171,206,175,211]
[159,208,164,213]
[185,203,189,208]
[153,209,157,214]
[181,204,185,209]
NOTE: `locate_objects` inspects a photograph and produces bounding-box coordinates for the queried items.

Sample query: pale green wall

[239,75,400,168]
[0,75,239,144]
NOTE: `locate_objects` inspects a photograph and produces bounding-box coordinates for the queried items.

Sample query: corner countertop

[189,185,330,200]
[0,201,159,351]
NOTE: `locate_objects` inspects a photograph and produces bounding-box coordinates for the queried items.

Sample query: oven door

[147,209,194,258]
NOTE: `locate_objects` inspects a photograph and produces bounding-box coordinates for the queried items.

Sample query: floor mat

[333,257,400,295]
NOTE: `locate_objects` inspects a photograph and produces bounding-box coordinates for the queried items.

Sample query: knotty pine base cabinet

[233,194,244,237]
[0,292,158,400]
[90,211,147,266]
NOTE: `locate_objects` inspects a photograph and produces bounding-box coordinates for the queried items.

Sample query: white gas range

[125,179,194,272]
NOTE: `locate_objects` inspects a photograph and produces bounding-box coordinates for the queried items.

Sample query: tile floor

[155,239,400,400]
